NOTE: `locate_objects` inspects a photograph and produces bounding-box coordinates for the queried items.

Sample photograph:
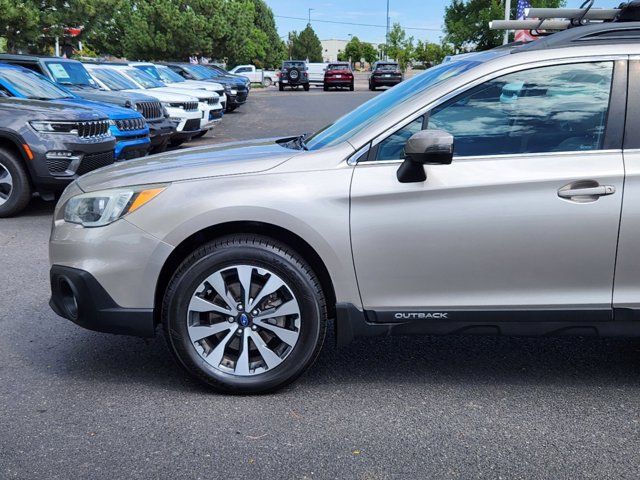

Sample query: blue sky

[266,0,620,44]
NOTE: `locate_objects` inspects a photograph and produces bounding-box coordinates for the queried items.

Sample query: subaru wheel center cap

[238,313,250,327]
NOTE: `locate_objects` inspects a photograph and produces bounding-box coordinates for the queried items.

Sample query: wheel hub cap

[186,265,301,377]
[0,164,13,207]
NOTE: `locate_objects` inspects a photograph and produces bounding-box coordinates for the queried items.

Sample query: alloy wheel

[187,264,301,376]
[0,163,13,207]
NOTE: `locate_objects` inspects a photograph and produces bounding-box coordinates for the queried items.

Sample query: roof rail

[490,1,640,33]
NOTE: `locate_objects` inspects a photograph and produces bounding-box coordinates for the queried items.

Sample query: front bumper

[148,117,176,148]
[50,265,155,337]
[110,125,150,160]
[49,213,174,336]
[19,128,116,194]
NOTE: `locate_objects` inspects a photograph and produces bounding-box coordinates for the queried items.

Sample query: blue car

[0,63,150,160]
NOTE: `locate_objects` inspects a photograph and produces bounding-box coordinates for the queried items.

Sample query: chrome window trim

[355,55,626,164]
[347,143,371,165]
[357,149,623,166]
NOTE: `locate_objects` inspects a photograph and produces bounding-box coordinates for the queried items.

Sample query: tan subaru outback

[50,19,640,393]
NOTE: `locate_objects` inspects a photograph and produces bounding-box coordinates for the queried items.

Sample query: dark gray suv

[278,61,310,91]
[0,97,116,216]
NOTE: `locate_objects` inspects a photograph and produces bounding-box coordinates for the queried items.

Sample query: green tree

[249,0,286,68]
[361,42,378,65]
[413,40,452,66]
[341,36,363,63]
[289,24,322,62]
[385,23,413,71]
[0,0,42,53]
[444,0,565,52]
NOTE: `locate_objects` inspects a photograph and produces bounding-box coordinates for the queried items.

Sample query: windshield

[207,65,228,75]
[89,67,140,90]
[124,68,165,88]
[375,63,398,71]
[156,65,186,83]
[283,62,305,69]
[134,64,162,81]
[304,60,484,150]
[0,68,72,100]
[45,61,99,88]
[185,65,220,79]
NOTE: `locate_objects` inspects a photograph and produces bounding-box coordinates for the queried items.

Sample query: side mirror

[397,129,454,183]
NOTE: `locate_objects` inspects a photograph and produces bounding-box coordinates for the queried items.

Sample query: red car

[323,63,354,91]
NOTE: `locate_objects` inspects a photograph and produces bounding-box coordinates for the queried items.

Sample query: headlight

[162,102,185,109]
[108,119,116,126]
[64,185,167,227]
[30,121,78,133]
[230,89,237,95]
[223,85,231,93]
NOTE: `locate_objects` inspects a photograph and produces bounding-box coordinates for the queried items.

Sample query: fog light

[58,278,79,320]
[46,150,75,159]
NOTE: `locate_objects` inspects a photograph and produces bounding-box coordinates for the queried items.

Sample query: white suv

[87,64,222,140]
[130,62,228,111]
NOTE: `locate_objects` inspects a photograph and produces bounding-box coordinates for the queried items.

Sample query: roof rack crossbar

[490,19,570,31]
[524,8,620,21]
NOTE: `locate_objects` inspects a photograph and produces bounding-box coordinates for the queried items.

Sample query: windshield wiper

[291,133,309,150]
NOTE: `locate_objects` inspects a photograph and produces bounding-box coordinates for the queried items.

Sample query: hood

[77,138,302,192]
[0,97,108,121]
[124,88,198,103]
[63,86,159,109]
[182,80,224,91]
[165,80,224,93]
[57,98,144,120]
[149,86,217,101]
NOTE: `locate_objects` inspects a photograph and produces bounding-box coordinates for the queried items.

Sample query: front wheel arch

[154,221,337,327]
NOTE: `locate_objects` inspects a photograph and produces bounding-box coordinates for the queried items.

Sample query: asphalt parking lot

[2,88,640,479]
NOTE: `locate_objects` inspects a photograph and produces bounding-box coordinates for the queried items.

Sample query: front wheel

[162,235,327,394]
[303,83,310,91]
[0,147,31,217]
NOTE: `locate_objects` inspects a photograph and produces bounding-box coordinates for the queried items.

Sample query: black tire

[323,85,328,91]
[278,82,284,91]
[162,235,327,394]
[349,82,354,91]
[303,83,310,91]
[0,147,31,218]
[369,82,376,91]
[263,77,273,87]
[169,138,188,148]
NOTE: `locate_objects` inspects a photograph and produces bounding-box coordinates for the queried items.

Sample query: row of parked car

[0,55,252,217]
[270,60,404,92]
[226,60,405,91]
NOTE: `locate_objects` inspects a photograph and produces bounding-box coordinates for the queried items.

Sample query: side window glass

[428,62,614,157]
[374,116,424,161]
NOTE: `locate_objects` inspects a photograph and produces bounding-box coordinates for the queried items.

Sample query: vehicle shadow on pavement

[46,316,640,393]
[305,326,640,389]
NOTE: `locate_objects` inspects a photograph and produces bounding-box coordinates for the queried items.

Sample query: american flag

[514,0,537,43]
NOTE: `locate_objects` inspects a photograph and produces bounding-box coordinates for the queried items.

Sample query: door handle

[558,185,615,198]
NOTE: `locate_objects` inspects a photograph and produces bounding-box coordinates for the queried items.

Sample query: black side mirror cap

[397,129,454,183]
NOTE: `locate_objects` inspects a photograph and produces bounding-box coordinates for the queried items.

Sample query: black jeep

[278,61,309,91]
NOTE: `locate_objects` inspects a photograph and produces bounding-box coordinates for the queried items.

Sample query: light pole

[308,8,314,25]
[386,0,390,60]
[503,0,512,45]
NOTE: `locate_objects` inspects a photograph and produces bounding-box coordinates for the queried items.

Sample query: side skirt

[335,303,640,347]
